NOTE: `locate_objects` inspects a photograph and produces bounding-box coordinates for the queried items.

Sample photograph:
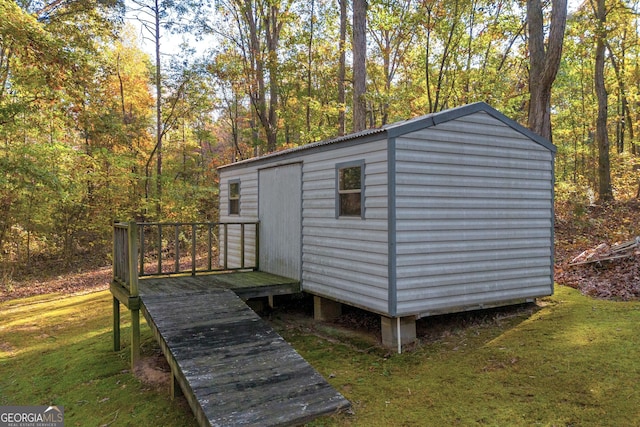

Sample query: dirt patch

[134,352,171,391]
[0,266,111,303]
[333,305,382,340]
[0,341,15,356]
[267,294,540,353]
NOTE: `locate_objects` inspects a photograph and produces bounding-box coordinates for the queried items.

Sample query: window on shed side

[337,162,364,218]
[229,181,240,215]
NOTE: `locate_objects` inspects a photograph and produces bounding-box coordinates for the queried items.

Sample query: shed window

[229,181,240,215]
[337,161,364,218]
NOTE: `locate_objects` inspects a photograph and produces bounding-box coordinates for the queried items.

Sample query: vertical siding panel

[258,164,302,279]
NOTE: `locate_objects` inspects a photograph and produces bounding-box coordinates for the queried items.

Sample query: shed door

[258,163,302,279]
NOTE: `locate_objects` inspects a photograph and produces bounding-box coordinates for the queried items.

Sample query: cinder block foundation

[381,316,416,352]
[313,296,342,321]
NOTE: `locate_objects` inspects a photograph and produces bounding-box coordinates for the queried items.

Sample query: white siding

[393,111,554,316]
[219,140,391,315]
[301,140,390,314]
[219,169,258,269]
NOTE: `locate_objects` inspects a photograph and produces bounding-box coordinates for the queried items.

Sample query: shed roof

[218,102,556,171]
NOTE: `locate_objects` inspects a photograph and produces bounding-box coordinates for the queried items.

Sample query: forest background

[0,0,637,280]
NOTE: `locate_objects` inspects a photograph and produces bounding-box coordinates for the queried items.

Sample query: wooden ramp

[138,276,349,426]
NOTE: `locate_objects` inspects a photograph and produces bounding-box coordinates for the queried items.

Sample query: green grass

[1,286,640,426]
[275,286,640,426]
[0,291,196,426]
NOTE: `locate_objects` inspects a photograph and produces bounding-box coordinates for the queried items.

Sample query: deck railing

[113,220,260,286]
[113,221,138,295]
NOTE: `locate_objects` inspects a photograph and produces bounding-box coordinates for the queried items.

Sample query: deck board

[138,273,349,426]
[139,272,300,299]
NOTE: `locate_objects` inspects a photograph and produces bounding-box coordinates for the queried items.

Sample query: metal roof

[218,102,555,170]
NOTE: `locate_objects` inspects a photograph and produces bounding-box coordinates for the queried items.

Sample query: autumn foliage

[3,0,640,306]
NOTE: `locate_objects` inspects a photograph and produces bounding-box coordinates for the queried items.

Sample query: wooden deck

[138,271,301,300]
[137,273,350,426]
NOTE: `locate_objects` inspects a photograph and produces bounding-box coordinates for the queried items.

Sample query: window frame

[335,160,365,219]
[228,179,241,215]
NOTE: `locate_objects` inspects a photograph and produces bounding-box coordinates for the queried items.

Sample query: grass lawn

[0,291,197,426]
[1,285,639,426]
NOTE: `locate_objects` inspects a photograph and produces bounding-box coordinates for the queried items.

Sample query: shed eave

[217,127,388,171]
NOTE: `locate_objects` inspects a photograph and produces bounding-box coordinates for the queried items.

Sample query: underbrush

[555,198,640,300]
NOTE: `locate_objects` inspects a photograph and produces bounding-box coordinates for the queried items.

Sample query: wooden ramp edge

[140,286,350,426]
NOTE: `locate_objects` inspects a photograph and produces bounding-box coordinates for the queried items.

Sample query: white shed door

[258,164,302,279]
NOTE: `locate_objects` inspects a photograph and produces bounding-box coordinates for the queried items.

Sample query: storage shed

[218,102,555,351]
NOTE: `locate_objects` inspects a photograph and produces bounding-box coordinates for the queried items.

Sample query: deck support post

[171,369,183,399]
[127,221,141,370]
[313,296,342,321]
[130,308,140,369]
[113,297,120,351]
[381,316,416,353]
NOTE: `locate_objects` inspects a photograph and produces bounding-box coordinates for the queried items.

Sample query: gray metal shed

[218,102,555,351]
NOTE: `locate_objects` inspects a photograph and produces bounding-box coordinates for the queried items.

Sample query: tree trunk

[434,0,459,112]
[424,5,433,112]
[594,0,613,201]
[306,0,315,134]
[154,0,162,217]
[265,3,280,151]
[463,0,476,103]
[605,42,633,154]
[352,0,367,132]
[526,0,567,142]
[241,0,280,153]
[338,0,347,136]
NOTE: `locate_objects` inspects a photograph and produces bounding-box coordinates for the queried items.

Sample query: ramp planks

[138,276,349,426]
